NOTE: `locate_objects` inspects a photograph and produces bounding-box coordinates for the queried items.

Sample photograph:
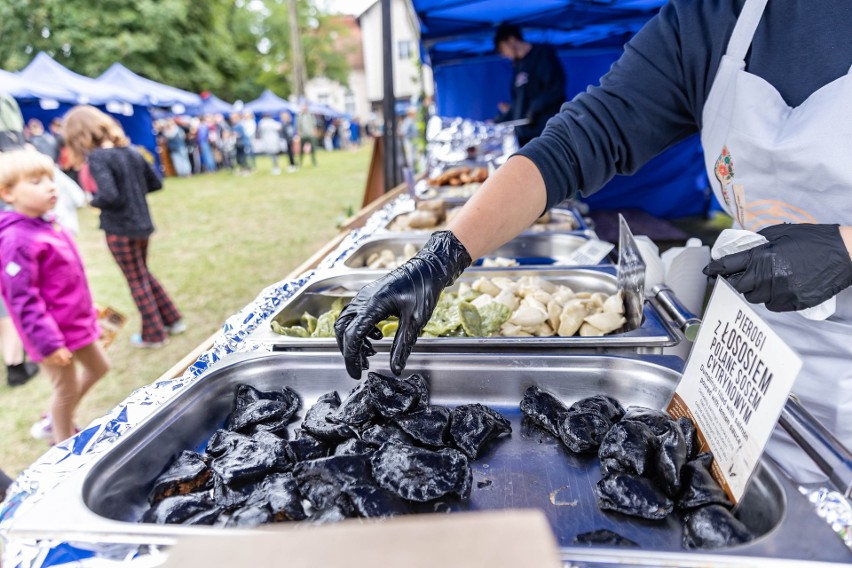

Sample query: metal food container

[246,266,680,354]
[385,207,587,233]
[10,352,848,565]
[343,233,606,269]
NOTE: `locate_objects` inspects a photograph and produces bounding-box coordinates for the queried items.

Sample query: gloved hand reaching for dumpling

[703,223,852,312]
[335,230,472,379]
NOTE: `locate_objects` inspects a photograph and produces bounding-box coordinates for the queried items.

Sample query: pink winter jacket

[0,211,100,361]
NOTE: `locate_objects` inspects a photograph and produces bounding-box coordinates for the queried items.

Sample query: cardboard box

[164,510,561,568]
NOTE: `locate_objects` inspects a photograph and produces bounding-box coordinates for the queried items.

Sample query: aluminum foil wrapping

[800,486,852,550]
[425,116,517,170]
[0,195,414,568]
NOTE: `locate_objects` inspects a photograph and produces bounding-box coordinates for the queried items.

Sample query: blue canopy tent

[14,53,157,159]
[97,63,202,112]
[0,69,77,102]
[195,94,234,116]
[244,89,298,116]
[411,0,711,219]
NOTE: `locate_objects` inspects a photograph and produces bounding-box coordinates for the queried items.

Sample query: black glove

[335,230,472,379]
[703,223,852,312]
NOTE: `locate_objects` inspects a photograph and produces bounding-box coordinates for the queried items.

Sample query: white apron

[700,0,852,483]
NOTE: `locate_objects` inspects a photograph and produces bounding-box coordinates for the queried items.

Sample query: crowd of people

[153,106,365,178]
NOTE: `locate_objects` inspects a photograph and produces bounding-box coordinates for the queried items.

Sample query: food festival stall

[3,1,852,565]
[2,115,852,566]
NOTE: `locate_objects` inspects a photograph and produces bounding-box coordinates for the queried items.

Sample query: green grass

[0,146,370,477]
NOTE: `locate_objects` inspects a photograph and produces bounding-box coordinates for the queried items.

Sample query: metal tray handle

[652,284,701,341]
[779,394,852,498]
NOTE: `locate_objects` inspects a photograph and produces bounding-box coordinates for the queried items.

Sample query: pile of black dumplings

[520,386,755,550]
[142,373,511,527]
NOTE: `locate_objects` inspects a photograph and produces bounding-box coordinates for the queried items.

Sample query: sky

[321,0,376,16]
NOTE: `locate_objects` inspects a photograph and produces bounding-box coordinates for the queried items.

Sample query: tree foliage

[0,0,352,103]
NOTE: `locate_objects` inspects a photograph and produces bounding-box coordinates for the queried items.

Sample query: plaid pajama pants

[106,234,182,343]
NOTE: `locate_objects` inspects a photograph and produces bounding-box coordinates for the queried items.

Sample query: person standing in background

[279,112,297,173]
[0,94,39,387]
[63,105,184,350]
[257,114,282,175]
[240,111,257,170]
[493,23,566,147]
[297,103,318,168]
[25,119,59,162]
[230,113,252,175]
[400,107,420,171]
[163,119,191,177]
[197,116,216,173]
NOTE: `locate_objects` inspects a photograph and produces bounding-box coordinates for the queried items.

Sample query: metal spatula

[617,214,646,330]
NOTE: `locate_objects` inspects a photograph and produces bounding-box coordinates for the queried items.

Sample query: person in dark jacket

[493,24,566,146]
[63,105,184,349]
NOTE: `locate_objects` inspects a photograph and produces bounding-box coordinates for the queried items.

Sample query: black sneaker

[7,361,39,387]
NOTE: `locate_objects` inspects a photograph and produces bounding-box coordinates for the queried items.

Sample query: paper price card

[667,278,801,504]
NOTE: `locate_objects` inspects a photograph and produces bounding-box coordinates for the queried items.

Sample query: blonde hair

[63,105,129,164]
[0,150,55,193]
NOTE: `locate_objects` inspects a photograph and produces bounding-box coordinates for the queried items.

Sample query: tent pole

[382,0,399,192]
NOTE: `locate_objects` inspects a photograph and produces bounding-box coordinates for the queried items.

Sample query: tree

[0,0,351,103]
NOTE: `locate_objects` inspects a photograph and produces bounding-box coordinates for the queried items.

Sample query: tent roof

[0,69,77,102]
[97,63,202,109]
[243,89,298,115]
[413,0,665,65]
[17,52,147,105]
[198,94,234,116]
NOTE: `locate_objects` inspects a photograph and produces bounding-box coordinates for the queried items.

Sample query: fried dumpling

[394,405,451,448]
[519,385,570,439]
[595,473,673,521]
[371,442,472,502]
[148,450,211,504]
[677,453,732,511]
[449,404,512,459]
[682,504,754,550]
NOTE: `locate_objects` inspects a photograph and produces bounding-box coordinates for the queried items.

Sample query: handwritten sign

[667,278,801,504]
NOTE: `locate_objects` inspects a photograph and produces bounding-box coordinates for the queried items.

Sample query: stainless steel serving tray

[10,352,849,565]
[385,207,588,234]
[246,266,680,354]
[343,232,606,269]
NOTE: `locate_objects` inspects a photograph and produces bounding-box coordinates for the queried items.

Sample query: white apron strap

[726,0,770,61]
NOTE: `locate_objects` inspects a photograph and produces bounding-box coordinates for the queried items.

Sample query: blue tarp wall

[415,1,713,219]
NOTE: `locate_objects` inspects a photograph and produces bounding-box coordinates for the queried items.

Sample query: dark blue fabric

[518,0,852,213]
[415,0,665,65]
[17,101,157,162]
[433,47,708,218]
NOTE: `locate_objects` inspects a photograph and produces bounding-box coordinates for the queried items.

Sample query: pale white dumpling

[547,299,562,330]
[557,300,587,337]
[584,312,626,334]
[472,277,501,297]
[579,322,605,337]
[603,291,625,315]
[494,289,519,311]
[509,304,548,328]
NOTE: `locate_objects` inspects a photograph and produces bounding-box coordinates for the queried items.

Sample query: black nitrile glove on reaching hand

[335,230,472,379]
[703,223,852,312]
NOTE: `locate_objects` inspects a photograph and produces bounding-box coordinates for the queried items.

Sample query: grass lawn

[0,145,371,477]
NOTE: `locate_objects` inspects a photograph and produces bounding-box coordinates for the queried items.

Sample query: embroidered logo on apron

[714,146,735,207]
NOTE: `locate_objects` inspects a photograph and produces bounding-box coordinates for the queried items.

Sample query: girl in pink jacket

[0,150,109,444]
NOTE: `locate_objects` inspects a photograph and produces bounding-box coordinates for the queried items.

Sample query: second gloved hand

[335,230,472,379]
[703,223,852,312]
